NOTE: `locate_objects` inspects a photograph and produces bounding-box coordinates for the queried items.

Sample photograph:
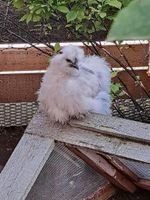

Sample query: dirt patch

[0,126,24,166]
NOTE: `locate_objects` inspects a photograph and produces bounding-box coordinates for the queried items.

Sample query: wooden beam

[0,44,148,71]
[0,74,43,102]
[0,134,55,200]
[26,111,150,163]
[84,183,116,200]
[0,70,149,103]
[103,155,139,182]
[136,179,150,190]
[68,147,136,193]
[70,113,150,145]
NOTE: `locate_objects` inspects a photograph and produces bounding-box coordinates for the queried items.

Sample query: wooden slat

[26,111,150,163]
[0,47,50,71]
[102,155,139,182]
[84,183,116,200]
[115,70,150,98]
[70,113,150,145]
[0,44,148,71]
[0,134,55,200]
[0,70,149,103]
[0,74,43,102]
[68,147,136,193]
[136,179,150,190]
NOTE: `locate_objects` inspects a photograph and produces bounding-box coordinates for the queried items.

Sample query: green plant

[12,0,132,39]
[108,0,150,40]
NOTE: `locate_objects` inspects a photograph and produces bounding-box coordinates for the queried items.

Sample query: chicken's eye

[66,59,72,63]
[59,51,63,54]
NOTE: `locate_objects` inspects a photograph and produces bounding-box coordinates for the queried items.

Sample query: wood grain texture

[68,147,136,193]
[103,155,139,182]
[0,70,149,102]
[0,44,148,71]
[26,111,150,163]
[0,74,43,102]
[70,113,150,145]
[84,183,116,200]
[0,134,55,200]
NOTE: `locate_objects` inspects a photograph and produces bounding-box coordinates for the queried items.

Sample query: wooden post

[0,134,55,200]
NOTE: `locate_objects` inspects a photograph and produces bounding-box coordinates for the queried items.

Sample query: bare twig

[4,28,52,56]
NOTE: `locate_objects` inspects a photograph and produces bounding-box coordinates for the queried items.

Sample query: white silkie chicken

[38,45,111,124]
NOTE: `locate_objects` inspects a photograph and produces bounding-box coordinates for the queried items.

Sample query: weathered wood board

[0,134,55,200]
[67,147,136,193]
[26,111,150,164]
[70,113,150,144]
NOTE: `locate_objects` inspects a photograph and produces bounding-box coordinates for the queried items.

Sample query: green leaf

[32,15,41,22]
[13,0,24,9]
[100,12,106,18]
[107,0,150,40]
[66,10,78,22]
[57,6,69,13]
[26,14,32,24]
[106,0,122,9]
[111,71,118,78]
[88,0,97,5]
[95,21,102,31]
[54,43,61,52]
[75,24,82,30]
[20,14,28,22]
[111,83,122,93]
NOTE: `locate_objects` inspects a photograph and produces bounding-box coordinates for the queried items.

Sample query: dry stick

[118,77,150,121]
[114,41,150,97]
[2,1,10,28]
[4,28,52,56]
[118,78,145,122]
[83,42,95,54]
[92,42,149,120]
[147,41,150,76]
[97,42,150,98]
[112,101,125,118]
[0,13,54,50]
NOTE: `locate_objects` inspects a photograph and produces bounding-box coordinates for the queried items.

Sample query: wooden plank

[114,70,150,99]
[0,47,50,71]
[103,155,139,182]
[0,70,149,103]
[68,147,136,193]
[0,74,43,102]
[70,113,150,145]
[26,111,150,163]
[84,183,116,200]
[0,44,148,71]
[136,179,150,190]
[0,134,55,200]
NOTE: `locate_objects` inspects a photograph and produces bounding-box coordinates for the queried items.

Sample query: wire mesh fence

[0,99,150,127]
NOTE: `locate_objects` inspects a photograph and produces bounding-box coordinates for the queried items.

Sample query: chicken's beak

[71,64,79,70]
[72,58,79,70]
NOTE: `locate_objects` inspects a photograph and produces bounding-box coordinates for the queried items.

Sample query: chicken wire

[26,143,108,200]
[0,98,150,127]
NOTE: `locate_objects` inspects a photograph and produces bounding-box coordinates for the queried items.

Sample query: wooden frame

[0,42,150,102]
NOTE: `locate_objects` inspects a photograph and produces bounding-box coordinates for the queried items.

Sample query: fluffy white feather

[38,45,111,123]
